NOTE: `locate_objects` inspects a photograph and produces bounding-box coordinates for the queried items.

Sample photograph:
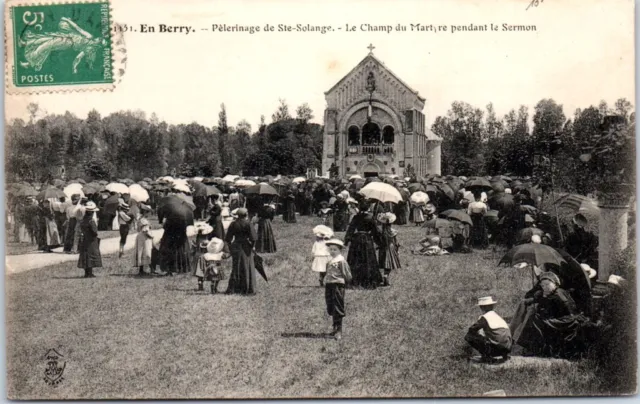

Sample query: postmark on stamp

[5,0,115,93]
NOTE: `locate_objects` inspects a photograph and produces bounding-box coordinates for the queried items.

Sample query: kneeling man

[465,296,512,362]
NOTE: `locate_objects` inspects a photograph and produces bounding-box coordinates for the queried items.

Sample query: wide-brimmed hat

[339,190,350,199]
[377,212,396,224]
[139,218,150,227]
[504,188,512,194]
[85,201,99,212]
[478,296,497,306]
[205,237,225,254]
[539,271,561,286]
[313,224,334,238]
[572,213,588,228]
[194,222,214,235]
[325,238,345,248]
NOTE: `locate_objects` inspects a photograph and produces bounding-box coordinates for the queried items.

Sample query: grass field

[6,216,603,399]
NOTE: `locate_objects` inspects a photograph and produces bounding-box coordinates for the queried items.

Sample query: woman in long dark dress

[467,192,489,248]
[225,208,257,294]
[158,198,193,276]
[378,212,401,287]
[255,203,277,253]
[332,194,350,232]
[283,190,297,223]
[394,200,409,225]
[206,203,225,240]
[77,202,102,278]
[344,200,383,289]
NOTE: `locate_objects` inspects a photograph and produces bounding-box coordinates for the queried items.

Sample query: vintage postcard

[3,0,636,399]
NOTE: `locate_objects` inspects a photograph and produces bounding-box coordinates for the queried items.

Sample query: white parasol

[235,179,256,187]
[222,175,240,183]
[349,174,363,180]
[106,182,129,194]
[63,183,85,199]
[292,177,307,184]
[410,191,430,205]
[128,184,150,202]
[359,182,403,204]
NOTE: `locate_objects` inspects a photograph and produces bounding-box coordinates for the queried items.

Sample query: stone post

[597,192,630,281]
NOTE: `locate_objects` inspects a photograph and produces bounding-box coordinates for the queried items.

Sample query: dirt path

[5,229,164,274]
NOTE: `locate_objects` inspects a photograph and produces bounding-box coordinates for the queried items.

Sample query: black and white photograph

[3,0,636,398]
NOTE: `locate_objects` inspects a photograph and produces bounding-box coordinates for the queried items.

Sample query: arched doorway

[362,122,381,145]
[362,163,379,178]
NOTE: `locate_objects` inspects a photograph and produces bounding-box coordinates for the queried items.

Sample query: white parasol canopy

[222,175,240,183]
[128,184,150,202]
[63,183,85,199]
[359,182,403,204]
[349,174,363,180]
[235,179,256,187]
[410,191,430,205]
[292,177,307,184]
[106,182,129,194]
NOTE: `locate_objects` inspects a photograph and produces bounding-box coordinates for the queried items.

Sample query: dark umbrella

[254,254,268,282]
[37,187,66,201]
[464,177,493,192]
[206,185,221,196]
[488,193,514,212]
[15,186,38,197]
[490,181,506,193]
[440,209,473,226]
[191,181,208,198]
[157,195,195,226]
[520,205,538,215]
[408,183,425,193]
[245,183,279,196]
[103,194,120,215]
[499,243,567,268]
[434,183,455,201]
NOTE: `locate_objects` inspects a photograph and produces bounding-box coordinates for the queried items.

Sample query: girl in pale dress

[133,218,154,276]
[193,237,227,294]
[311,225,333,286]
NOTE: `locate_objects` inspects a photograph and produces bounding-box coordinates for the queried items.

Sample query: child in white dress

[311,225,333,286]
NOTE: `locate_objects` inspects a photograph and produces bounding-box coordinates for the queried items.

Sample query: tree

[218,103,230,169]
[614,98,633,120]
[296,103,314,122]
[272,99,292,122]
[484,103,502,141]
[431,101,485,175]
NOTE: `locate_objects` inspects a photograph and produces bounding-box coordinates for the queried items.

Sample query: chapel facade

[322,47,442,178]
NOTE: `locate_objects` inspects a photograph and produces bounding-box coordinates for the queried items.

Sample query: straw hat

[313,225,334,238]
[203,238,225,261]
[236,208,248,217]
[580,263,597,279]
[325,238,345,248]
[478,296,497,306]
[85,201,99,212]
[504,188,512,194]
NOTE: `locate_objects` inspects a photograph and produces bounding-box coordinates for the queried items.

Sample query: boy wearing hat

[465,296,512,362]
[324,239,352,340]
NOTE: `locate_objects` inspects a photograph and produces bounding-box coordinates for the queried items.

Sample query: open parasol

[235,179,256,188]
[464,177,493,192]
[37,186,66,201]
[439,209,473,226]
[410,191,430,205]
[245,183,279,196]
[106,182,129,194]
[129,184,150,202]
[499,243,567,269]
[63,183,85,199]
[359,182,403,204]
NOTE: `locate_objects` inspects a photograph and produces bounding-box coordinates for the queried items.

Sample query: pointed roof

[325,53,426,103]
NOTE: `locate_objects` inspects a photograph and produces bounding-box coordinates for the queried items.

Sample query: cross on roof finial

[367,43,375,54]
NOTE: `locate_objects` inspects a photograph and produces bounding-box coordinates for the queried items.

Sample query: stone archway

[357,159,385,177]
[338,101,404,134]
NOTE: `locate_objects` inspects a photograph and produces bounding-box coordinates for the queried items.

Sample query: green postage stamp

[5,0,115,92]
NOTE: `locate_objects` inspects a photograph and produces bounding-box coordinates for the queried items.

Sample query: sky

[4,0,634,131]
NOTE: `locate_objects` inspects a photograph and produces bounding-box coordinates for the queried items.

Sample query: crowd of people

[6,172,632,356]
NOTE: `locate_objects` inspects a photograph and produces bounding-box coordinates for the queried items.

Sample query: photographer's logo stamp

[5,0,115,93]
[43,349,66,387]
